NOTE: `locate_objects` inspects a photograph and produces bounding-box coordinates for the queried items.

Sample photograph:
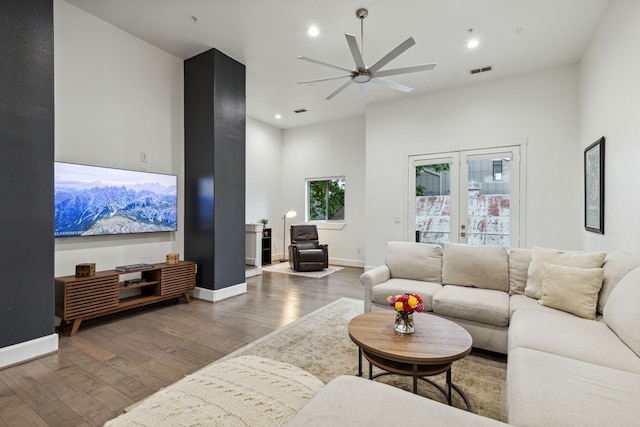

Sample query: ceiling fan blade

[359,84,372,103]
[370,77,413,93]
[297,56,353,73]
[374,63,437,78]
[297,75,351,85]
[345,34,366,71]
[326,79,354,100]
[368,37,416,74]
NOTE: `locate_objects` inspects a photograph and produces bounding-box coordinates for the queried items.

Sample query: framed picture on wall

[584,136,605,234]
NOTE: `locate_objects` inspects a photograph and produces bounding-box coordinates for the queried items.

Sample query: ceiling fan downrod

[356,8,368,59]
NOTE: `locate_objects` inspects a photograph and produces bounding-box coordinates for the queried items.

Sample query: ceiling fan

[297,8,437,101]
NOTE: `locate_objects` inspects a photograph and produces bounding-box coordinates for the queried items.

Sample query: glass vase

[394,312,415,334]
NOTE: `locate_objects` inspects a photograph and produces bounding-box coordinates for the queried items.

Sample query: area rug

[261,262,343,278]
[220,297,507,422]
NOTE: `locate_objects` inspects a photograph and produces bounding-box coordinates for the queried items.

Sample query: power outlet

[141,152,148,162]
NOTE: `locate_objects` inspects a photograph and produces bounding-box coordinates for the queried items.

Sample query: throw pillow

[603,266,640,358]
[538,263,604,320]
[508,248,532,295]
[524,247,605,299]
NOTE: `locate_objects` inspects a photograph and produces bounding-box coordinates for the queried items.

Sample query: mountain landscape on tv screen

[54,180,177,237]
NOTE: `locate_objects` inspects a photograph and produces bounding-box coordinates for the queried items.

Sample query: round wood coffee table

[348,310,473,410]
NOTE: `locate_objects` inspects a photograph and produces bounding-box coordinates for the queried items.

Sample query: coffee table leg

[446,368,452,405]
[413,364,418,394]
[357,347,363,377]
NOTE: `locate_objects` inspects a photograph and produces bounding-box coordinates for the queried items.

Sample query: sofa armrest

[360,265,391,312]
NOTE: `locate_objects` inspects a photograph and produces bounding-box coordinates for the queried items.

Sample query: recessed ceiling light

[308,26,319,37]
[275,114,282,119]
[467,38,479,49]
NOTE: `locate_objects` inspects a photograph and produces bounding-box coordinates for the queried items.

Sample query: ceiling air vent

[294,108,307,114]
[470,65,493,75]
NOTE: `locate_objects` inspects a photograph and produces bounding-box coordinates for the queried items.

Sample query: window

[307,178,345,221]
[493,160,503,181]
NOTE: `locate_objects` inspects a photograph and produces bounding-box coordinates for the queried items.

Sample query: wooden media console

[55,261,196,336]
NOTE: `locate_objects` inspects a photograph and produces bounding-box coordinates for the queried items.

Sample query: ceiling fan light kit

[297,8,437,101]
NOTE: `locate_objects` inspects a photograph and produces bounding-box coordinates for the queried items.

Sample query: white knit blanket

[104,355,324,426]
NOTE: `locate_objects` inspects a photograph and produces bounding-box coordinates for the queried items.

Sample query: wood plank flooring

[0,265,364,427]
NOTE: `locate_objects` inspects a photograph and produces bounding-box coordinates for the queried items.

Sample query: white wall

[54,1,184,276]
[246,117,282,263]
[280,116,366,267]
[580,0,640,255]
[365,65,581,267]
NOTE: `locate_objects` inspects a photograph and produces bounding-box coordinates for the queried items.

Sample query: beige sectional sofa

[361,241,640,426]
[105,241,640,426]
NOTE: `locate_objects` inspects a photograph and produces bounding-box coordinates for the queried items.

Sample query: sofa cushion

[524,247,605,299]
[288,375,509,426]
[508,248,531,295]
[508,309,640,373]
[538,264,604,320]
[509,294,574,318]
[435,314,508,354]
[507,347,640,427]
[442,243,509,292]
[604,266,640,358]
[432,285,510,327]
[371,278,442,311]
[385,241,442,283]
[599,251,640,314]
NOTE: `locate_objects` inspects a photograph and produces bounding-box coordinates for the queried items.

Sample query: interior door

[410,146,520,248]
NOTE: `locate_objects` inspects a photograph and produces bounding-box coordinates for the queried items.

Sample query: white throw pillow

[603,266,640,357]
[508,248,532,295]
[538,263,604,320]
[525,247,605,299]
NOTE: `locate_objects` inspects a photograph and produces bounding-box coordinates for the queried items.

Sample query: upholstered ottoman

[104,355,324,426]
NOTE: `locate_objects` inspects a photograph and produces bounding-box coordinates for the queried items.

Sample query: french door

[409,146,521,248]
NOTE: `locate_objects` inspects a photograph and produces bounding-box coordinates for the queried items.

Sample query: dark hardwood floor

[0,265,364,427]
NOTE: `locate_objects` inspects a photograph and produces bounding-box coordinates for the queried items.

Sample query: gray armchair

[288,225,329,272]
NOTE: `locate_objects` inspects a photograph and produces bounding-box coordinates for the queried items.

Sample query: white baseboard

[192,282,247,302]
[245,266,262,278]
[329,257,365,268]
[271,256,364,268]
[0,333,59,369]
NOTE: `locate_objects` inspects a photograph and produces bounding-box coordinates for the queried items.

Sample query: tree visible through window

[308,178,345,220]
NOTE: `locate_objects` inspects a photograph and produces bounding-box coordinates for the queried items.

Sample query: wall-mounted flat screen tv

[54,162,178,238]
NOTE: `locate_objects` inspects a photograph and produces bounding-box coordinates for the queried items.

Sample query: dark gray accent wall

[184,49,246,290]
[0,0,55,347]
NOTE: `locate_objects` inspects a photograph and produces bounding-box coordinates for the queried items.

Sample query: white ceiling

[63,0,611,130]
